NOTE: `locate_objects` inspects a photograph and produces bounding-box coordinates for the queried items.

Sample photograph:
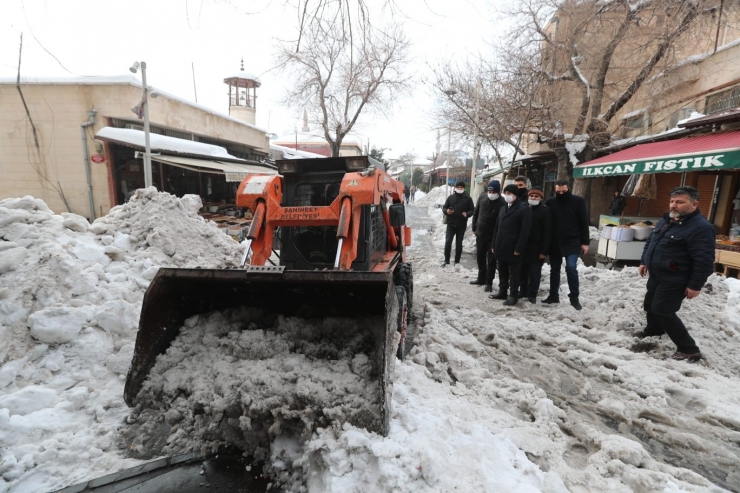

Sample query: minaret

[301,110,310,132]
[223,58,261,125]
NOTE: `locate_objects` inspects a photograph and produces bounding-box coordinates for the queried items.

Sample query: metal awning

[152,155,276,182]
[574,130,740,178]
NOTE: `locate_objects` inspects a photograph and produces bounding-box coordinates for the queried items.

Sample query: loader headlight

[346,157,368,171]
[277,160,297,174]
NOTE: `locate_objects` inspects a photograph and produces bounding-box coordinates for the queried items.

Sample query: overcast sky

[0,0,501,160]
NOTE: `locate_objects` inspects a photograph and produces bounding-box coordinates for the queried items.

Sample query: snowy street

[1,188,740,492]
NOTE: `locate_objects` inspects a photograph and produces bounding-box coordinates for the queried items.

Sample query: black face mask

[556,191,571,200]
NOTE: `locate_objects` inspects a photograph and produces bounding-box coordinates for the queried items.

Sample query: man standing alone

[637,186,715,362]
[471,180,506,291]
[543,179,590,310]
[442,181,475,267]
[490,184,532,306]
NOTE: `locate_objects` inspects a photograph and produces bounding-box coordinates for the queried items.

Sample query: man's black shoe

[489,291,508,300]
[671,351,702,362]
[569,296,582,311]
[483,284,493,292]
[542,294,559,304]
[634,330,664,339]
[470,279,485,285]
[503,297,518,306]
[527,297,536,304]
[441,262,450,267]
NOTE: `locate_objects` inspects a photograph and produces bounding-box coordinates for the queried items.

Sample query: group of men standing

[440,179,715,363]
[442,176,590,309]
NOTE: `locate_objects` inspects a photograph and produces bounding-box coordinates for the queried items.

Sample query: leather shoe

[483,284,493,292]
[527,297,536,304]
[503,297,518,306]
[542,294,559,304]
[671,351,702,362]
[441,262,450,267]
[489,291,508,300]
[634,329,663,339]
[569,296,582,311]
[470,279,485,285]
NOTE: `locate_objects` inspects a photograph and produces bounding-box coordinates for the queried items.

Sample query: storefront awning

[574,130,740,178]
[152,155,276,182]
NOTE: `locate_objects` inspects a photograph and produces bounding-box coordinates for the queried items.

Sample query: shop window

[705,85,740,115]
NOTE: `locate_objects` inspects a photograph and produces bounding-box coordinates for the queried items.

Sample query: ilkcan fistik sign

[573,151,740,178]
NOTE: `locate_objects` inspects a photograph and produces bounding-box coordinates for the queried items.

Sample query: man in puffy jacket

[636,186,715,362]
[519,187,552,304]
[490,184,532,306]
[470,180,506,291]
[442,181,475,266]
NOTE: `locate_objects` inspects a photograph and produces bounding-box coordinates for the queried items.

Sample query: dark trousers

[520,261,544,298]
[643,276,699,354]
[475,233,496,284]
[549,252,580,297]
[498,259,521,296]
[444,224,467,263]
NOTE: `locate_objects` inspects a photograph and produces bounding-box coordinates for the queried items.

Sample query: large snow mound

[0,189,242,492]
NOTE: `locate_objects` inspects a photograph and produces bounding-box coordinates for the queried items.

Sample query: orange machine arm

[235,166,409,270]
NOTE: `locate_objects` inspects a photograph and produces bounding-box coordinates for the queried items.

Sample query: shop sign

[90,154,106,163]
[574,150,740,178]
[279,206,320,220]
[225,172,248,182]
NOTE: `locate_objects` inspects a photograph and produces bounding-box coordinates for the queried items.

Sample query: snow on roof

[95,127,245,161]
[273,131,362,146]
[412,158,434,166]
[620,107,647,120]
[223,70,262,84]
[270,143,325,159]
[0,75,269,134]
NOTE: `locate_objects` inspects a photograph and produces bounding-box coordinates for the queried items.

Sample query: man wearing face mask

[636,186,715,362]
[543,179,590,310]
[471,180,506,291]
[514,175,529,199]
[490,184,532,305]
[442,181,475,267]
[519,187,552,303]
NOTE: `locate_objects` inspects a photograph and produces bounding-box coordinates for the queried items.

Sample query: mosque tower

[223,58,261,125]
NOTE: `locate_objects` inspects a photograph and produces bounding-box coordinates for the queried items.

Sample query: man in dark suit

[490,184,532,306]
[470,180,506,291]
[636,186,715,362]
[442,181,475,266]
[543,179,590,310]
[519,187,552,304]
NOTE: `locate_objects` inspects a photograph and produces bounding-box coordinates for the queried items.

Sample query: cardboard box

[719,250,740,268]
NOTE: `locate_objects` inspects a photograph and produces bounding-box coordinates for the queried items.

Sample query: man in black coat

[470,180,506,291]
[637,186,715,362]
[609,191,626,216]
[514,175,529,199]
[519,187,552,304]
[490,184,532,306]
[442,181,475,266]
[543,179,590,310]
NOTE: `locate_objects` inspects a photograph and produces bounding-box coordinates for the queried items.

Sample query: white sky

[0,0,501,161]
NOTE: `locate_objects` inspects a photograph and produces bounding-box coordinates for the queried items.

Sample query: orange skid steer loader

[123,156,413,443]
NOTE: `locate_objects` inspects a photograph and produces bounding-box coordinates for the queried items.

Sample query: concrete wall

[0,82,269,217]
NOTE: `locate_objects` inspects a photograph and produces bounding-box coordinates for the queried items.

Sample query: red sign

[91,154,106,163]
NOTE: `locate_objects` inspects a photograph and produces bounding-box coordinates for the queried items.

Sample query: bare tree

[277,0,411,157]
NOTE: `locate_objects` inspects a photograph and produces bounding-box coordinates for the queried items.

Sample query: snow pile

[123,308,384,469]
[0,189,242,492]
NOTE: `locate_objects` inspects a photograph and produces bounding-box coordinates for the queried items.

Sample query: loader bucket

[124,267,398,439]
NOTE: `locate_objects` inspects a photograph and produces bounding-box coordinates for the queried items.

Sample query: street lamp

[130,61,153,188]
[443,87,457,197]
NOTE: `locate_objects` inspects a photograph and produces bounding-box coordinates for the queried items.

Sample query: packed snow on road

[1,188,739,492]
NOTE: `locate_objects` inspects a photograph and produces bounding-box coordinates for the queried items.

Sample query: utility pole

[470,83,480,194]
